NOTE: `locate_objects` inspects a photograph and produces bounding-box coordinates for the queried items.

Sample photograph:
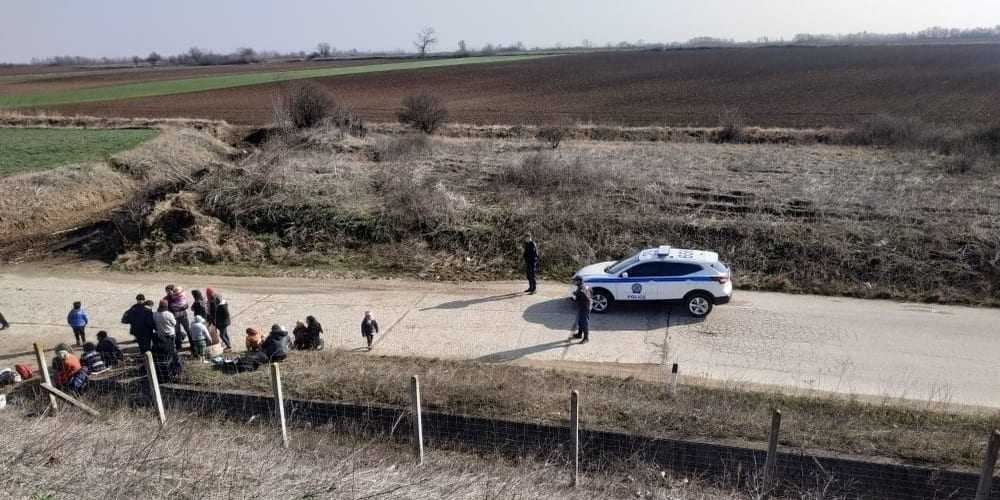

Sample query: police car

[571,246,732,317]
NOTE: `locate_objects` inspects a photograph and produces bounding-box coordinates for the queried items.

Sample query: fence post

[270,363,289,449]
[669,363,679,396]
[144,351,166,427]
[571,390,580,487]
[763,409,782,492]
[33,343,58,412]
[410,375,424,465]
[976,430,1000,500]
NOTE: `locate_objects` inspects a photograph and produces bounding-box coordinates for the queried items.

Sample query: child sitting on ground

[95,331,123,367]
[55,347,88,393]
[245,327,264,352]
[80,342,108,375]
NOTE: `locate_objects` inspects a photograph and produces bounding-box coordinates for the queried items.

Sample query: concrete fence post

[270,363,289,448]
[570,390,580,487]
[763,409,782,492]
[669,363,679,396]
[33,343,58,412]
[410,375,424,465]
[144,351,166,427]
[976,430,1000,500]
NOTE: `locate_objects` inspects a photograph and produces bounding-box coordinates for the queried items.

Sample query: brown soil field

[0,58,406,96]
[42,44,1000,127]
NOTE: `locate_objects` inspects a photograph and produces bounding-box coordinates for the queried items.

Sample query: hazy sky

[2,0,998,62]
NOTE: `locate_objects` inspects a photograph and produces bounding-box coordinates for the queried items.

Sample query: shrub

[842,114,923,147]
[397,94,449,134]
[715,108,745,143]
[370,134,431,163]
[536,126,567,149]
[281,83,333,129]
[497,152,603,194]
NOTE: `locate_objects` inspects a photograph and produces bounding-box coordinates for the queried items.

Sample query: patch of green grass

[0,56,547,108]
[0,128,158,176]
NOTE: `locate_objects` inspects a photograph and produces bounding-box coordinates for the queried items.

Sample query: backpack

[15,364,32,380]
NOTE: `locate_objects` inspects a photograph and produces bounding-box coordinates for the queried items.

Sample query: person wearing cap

[571,277,592,344]
[257,324,290,363]
[122,294,156,353]
[522,235,540,294]
[361,311,379,351]
[245,327,264,352]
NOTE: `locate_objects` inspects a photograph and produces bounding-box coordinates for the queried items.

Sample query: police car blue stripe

[584,276,717,284]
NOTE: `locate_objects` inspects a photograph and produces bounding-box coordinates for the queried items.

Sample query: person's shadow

[420,292,522,311]
[522,298,679,332]
[476,339,573,363]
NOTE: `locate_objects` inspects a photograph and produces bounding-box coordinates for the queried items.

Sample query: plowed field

[9,44,1000,127]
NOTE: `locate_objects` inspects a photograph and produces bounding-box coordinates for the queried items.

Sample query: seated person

[80,342,108,375]
[54,347,88,393]
[245,328,264,352]
[96,331,123,367]
[150,327,183,381]
[255,324,290,363]
[292,321,309,350]
[189,316,211,359]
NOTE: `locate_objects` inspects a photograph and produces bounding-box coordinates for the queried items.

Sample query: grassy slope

[0,55,546,108]
[180,350,1000,471]
[0,127,158,176]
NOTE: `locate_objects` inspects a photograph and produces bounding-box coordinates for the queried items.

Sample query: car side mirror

[620,272,629,278]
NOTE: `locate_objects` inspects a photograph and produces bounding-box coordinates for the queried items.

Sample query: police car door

[621,262,662,301]
[660,262,707,300]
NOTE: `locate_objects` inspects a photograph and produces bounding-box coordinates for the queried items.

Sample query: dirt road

[1,268,997,408]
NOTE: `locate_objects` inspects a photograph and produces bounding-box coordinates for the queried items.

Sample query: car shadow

[475,339,574,363]
[522,298,703,332]
[420,292,523,311]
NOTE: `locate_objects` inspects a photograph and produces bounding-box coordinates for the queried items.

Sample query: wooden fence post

[270,363,289,448]
[571,390,580,487]
[33,343,58,412]
[144,351,166,427]
[669,363,679,396]
[763,409,782,492]
[976,430,1000,500]
[410,375,424,465]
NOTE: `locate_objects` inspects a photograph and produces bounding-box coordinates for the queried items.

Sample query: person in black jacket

[0,311,9,330]
[191,289,209,323]
[523,236,539,294]
[361,311,379,351]
[121,295,156,353]
[206,288,233,351]
[96,331,124,367]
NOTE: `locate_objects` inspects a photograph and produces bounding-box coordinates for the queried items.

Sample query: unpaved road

[1,267,997,409]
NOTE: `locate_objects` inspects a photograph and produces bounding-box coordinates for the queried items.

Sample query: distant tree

[316,42,332,58]
[145,52,162,66]
[131,56,142,67]
[397,94,448,133]
[581,39,593,49]
[456,40,468,56]
[236,47,258,64]
[481,43,496,56]
[414,27,438,57]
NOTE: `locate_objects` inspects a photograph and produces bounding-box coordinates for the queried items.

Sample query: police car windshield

[606,252,641,274]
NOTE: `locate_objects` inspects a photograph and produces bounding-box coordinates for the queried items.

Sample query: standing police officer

[572,277,592,344]
[523,235,539,294]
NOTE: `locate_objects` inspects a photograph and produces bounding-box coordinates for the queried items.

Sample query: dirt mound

[115,192,263,268]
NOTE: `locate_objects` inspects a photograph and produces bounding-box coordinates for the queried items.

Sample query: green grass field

[0,56,546,108]
[0,128,158,176]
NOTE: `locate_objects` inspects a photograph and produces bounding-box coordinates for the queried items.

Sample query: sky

[2,0,998,62]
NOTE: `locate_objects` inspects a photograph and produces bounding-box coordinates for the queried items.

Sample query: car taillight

[712,275,730,284]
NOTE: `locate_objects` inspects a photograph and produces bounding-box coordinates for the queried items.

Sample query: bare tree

[131,56,142,67]
[456,40,468,56]
[414,27,438,57]
[316,43,332,58]
[145,52,162,67]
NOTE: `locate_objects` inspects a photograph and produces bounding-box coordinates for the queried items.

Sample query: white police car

[571,246,732,317]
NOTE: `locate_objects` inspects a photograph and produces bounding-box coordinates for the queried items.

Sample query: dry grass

[0,402,764,499]
[178,130,1000,304]
[179,350,1000,471]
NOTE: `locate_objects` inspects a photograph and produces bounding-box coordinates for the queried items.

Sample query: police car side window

[626,263,660,277]
[662,263,703,276]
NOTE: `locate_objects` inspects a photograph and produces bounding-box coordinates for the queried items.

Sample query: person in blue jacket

[67,301,89,346]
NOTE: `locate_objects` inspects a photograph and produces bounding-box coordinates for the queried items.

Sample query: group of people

[49,331,123,393]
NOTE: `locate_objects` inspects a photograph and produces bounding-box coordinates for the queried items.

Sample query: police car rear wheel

[591,290,612,313]
[686,294,713,317]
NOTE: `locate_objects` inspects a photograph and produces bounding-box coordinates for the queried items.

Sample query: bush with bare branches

[397,94,449,134]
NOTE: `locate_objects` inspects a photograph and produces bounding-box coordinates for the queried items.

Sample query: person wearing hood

[122,295,156,353]
[292,321,309,350]
[245,328,264,352]
[189,315,211,360]
[256,324,290,363]
[66,301,89,346]
[163,285,191,351]
[361,311,379,351]
[54,346,88,393]
[206,288,233,352]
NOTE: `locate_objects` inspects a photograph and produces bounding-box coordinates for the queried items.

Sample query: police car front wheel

[591,290,612,313]
[685,293,713,317]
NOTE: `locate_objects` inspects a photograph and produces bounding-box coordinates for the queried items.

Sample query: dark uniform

[573,283,592,343]
[122,300,156,353]
[0,311,9,330]
[523,239,539,293]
